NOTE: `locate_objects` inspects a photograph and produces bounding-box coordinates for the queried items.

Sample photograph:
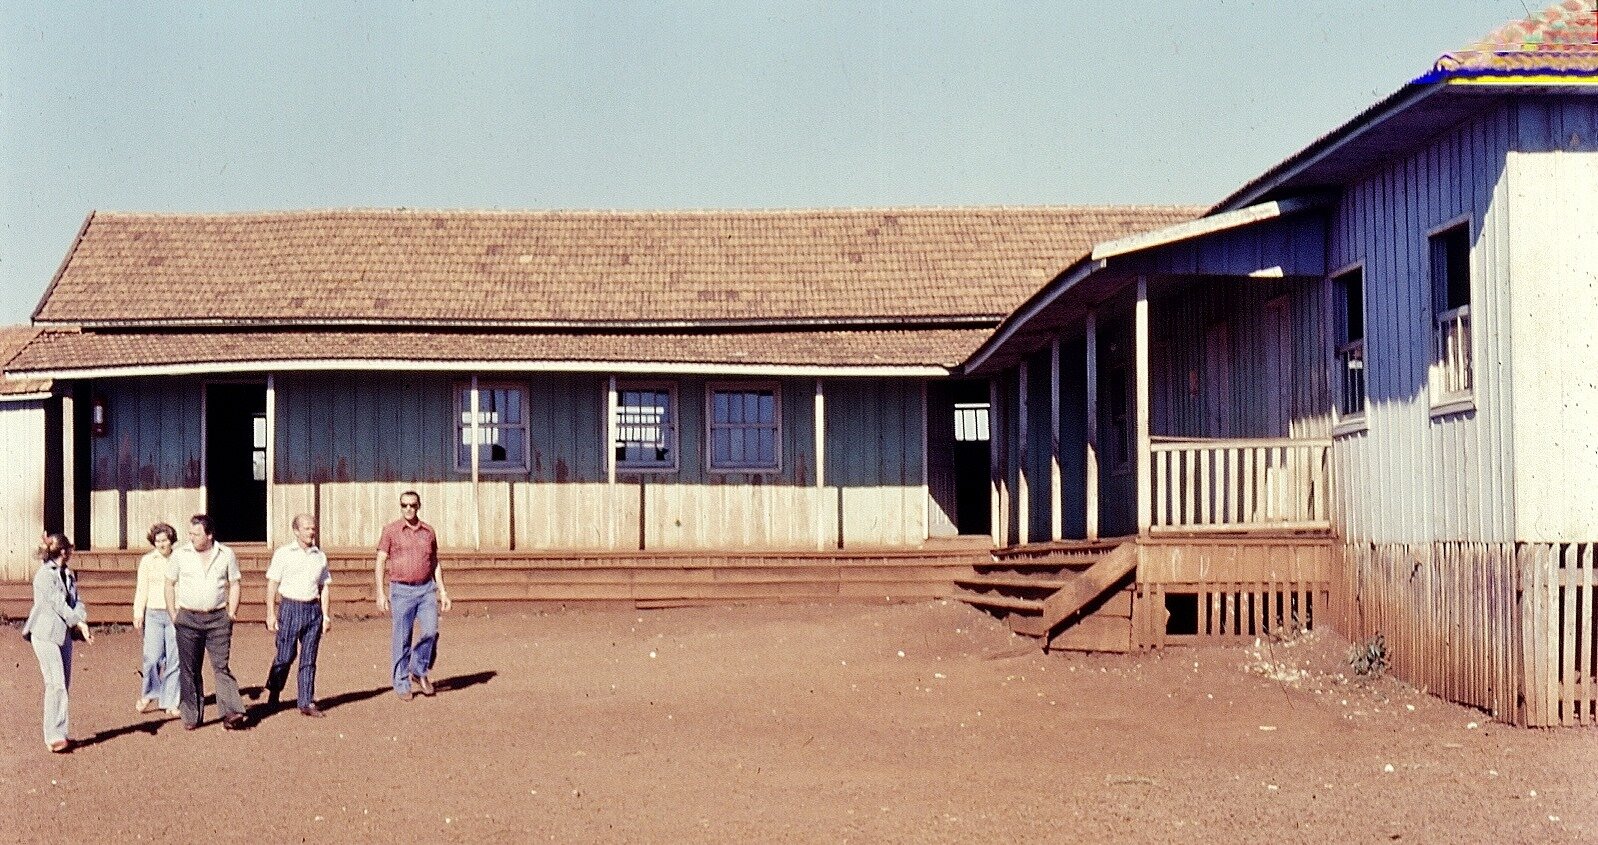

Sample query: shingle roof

[7,326,989,373]
[34,206,1200,327]
[0,325,50,396]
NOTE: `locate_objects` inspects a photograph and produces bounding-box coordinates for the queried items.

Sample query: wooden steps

[951,539,1138,652]
[0,545,991,620]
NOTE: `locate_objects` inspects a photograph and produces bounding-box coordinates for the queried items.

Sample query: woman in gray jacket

[22,533,93,752]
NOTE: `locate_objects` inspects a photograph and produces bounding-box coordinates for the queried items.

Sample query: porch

[0,538,991,622]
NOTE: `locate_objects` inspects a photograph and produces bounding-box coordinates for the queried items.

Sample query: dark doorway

[927,380,991,536]
[206,383,267,543]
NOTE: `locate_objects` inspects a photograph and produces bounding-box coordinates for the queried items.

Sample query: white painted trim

[470,375,481,551]
[1091,196,1325,261]
[1084,312,1099,542]
[265,374,275,546]
[15,359,951,381]
[1135,277,1151,538]
[0,391,53,403]
[815,378,827,550]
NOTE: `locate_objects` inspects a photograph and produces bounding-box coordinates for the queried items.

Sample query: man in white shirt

[264,513,332,717]
[163,514,247,730]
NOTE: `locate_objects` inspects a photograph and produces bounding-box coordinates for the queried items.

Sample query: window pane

[713,392,729,423]
[712,430,730,464]
[758,429,775,464]
[758,393,774,424]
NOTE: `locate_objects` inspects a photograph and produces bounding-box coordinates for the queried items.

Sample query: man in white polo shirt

[163,514,248,730]
[264,513,332,717]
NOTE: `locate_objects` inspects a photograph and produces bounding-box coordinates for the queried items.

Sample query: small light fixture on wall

[90,394,108,437]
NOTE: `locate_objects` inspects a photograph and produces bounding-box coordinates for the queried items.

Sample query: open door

[927,379,992,537]
[205,383,267,543]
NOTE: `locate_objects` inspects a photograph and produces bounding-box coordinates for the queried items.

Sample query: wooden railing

[1431,305,1472,402]
[1149,436,1331,533]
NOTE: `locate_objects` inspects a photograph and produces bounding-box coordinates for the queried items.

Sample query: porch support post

[1085,313,1100,542]
[1016,362,1029,546]
[265,374,275,547]
[1136,275,1152,538]
[60,386,75,543]
[989,379,1003,547]
[1049,338,1062,542]
[606,375,618,550]
[470,375,481,551]
[815,378,827,550]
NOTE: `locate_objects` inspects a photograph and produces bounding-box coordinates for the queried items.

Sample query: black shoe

[266,690,280,706]
[221,713,249,731]
[299,704,326,718]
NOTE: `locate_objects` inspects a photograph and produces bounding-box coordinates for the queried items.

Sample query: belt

[179,606,226,614]
[391,578,434,587]
[280,596,319,604]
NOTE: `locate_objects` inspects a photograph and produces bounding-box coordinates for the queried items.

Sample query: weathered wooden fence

[1335,541,1598,727]
[1135,538,1332,649]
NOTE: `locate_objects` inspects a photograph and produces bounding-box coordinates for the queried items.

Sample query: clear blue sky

[0,1,1528,325]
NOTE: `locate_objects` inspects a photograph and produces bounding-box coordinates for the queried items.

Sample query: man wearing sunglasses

[374,491,450,701]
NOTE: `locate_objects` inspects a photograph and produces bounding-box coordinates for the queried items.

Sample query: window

[1429,223,1473,403]
[953,402,989,442]
[707,383,780,472]
[615,383,677,471]
[1333,267,1366,419]
[455,382,527,472]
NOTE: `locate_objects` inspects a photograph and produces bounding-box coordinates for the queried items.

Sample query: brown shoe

[414,674,435,696]
[398,689,414,701]
[182,721,199,731]
[48,739,69,753]
[221,713,249,731]
[299,704,326,717]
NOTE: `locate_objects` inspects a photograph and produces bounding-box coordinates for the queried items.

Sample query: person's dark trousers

[174,608,246,727]
[266,598,324,709]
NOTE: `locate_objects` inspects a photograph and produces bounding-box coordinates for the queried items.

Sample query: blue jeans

[141,609,180,710]
[32,637,72,745]
[389,580,438,694]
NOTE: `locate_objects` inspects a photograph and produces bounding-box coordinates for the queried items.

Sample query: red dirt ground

[5,600,1597,843]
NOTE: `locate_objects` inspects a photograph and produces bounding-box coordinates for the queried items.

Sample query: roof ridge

[85,204,1206,221]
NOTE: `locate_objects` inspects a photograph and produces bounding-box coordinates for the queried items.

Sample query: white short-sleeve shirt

[166,541,241,612]
[266,542,331,602]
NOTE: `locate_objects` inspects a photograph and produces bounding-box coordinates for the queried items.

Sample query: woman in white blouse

[132,522,181,716]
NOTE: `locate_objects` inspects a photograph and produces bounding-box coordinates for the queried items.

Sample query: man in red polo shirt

[374,490,451,700]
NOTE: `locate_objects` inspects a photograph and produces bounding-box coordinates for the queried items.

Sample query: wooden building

[0,206,1191,609]
[3,1,1593,726]
[957,4,1598,724]
[0,326,58,581]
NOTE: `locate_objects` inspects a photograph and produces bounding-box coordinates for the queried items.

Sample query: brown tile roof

[33,207,1200,327]
[1436,1,1597,75]
[0,325,51,396]
[7,327,990,372]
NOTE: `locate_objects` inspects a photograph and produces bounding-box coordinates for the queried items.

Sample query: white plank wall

[1329,105,1516,544]
[0,400,47,580]
[1506,98,1598,543]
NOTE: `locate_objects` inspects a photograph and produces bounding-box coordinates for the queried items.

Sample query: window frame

[613,380,680,473]
[453,380,530,474]
[1427,217,1475,412]
[704,381,783,474]
[1331,262,1367,431]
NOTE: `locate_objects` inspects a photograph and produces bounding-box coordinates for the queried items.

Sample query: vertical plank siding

[69,372,928,553]
[0,400,48,580]
[1329,106,1515,544]
[87,377,205,551]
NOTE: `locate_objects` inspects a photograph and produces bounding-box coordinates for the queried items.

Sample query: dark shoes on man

[299,704,326,718]
[221,713,249,731]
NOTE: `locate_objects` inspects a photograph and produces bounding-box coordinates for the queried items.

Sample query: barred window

[615,384,677,471]
[456,382,527,472]
[707,384,780,472]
